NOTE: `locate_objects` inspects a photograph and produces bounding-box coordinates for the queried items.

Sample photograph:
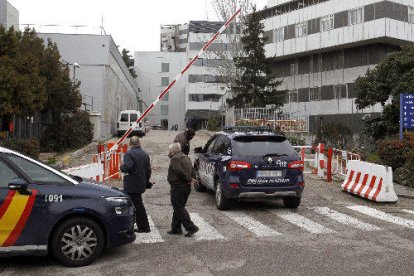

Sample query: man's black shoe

[185,226,199,237]
[135,229,151,233]
[167,230,183,235]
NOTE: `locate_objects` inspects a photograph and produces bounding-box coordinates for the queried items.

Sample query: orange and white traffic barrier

[96,143,128,181]
[293,145,317,174]
[341,160,398,203]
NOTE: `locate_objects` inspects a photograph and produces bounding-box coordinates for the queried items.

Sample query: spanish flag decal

[0,190,37,247]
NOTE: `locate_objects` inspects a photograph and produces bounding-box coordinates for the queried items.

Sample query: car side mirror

[194,147,203,154]
[9,178,31,195]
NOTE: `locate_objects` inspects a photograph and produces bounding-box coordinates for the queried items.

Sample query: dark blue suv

[194,127,305,210]
[0,146,135,267]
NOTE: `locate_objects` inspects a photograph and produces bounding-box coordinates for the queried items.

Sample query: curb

[54,142,98,169]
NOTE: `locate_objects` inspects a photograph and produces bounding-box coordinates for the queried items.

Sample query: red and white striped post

[110,8,242,152]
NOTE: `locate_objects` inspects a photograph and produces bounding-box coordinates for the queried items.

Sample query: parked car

[0,146,136,267]
[193,126,305,210]
[117,110,145,137]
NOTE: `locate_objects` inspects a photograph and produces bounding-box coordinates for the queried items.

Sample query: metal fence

[234,108,309,133]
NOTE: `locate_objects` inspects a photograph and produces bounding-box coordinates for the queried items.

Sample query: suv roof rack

[221,126,285,136]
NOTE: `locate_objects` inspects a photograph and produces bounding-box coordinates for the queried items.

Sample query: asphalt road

[2,130,414,275]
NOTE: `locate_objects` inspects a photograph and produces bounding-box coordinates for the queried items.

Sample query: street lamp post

[73,63,80,82]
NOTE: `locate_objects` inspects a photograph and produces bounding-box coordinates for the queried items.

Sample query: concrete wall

[0,0,19,30]
[135,51,187,130]
[37,33,139,139]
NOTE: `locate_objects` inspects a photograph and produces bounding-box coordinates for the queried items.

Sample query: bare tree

[208,0,253,93]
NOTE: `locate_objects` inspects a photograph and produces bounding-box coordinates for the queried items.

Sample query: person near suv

[120,136,152,233]
[167,143,199,237]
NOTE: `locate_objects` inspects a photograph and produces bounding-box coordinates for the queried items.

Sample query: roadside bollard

[327,148,333,182]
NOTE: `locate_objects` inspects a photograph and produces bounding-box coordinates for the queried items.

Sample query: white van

[117,110,145,137]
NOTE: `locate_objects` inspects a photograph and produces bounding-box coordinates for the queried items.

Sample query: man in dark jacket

[174,128,196,155]
[120,136,151,233]
[167,143,199,237]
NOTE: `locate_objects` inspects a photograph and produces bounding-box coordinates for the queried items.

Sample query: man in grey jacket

[120,136,151,233]
[174,128,196,155]
[167,143,199,237]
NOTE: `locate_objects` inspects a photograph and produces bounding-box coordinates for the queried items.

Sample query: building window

[161,63,170,72]
[409,7,414,23]
[290,63,297,75]
[161,77,169,87]
[189,94,221,102]
[348,7,364,25]
[295,22,308,38]
[320,14,334,32]
[161,105,169,115]
[274,27,284,42]
[310,87,321,101]
[289,90,298,103]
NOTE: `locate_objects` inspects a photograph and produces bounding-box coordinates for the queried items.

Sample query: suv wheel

[283,197,301,209]
[51,217,105,267]
[194,167,207,192]
[215,179,233,210]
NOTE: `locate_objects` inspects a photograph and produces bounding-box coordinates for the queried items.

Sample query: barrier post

[327,148,333,182]
[301,148,305,162]
[318,143,325,178]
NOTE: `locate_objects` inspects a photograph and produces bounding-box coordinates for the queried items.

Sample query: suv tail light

[288,161,304,171]
[227,161,252,172]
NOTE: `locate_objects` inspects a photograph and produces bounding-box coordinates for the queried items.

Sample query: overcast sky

[9,0,268,53]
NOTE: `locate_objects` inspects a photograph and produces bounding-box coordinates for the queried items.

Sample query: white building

[37,33,140,140]
[184,21,235,129]
[260,0,414,133]
[135,51,187,130]
[137,21,234,130]
[0,0,19,30]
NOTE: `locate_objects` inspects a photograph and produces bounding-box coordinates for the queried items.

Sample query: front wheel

[215,179,233,210]
[283,197,301,209]
[50,217,105,267]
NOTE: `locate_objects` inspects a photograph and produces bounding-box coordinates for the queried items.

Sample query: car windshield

[232,136,296,157]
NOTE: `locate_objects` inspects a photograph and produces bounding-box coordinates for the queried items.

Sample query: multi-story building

[0,0,19,30]
[184,21,235,129]
[260,0,414,133]
[160,24,188,52]
[135,51,187,130]
[37,33,140,140]
[137,20,233,130]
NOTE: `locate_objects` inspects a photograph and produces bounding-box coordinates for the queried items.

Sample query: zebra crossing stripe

[134,216,164,244]
[224,212,282,237]
[313,207,381,231]
[277,211,334,234]
[403,209,414,215]
[190,213,225,241]
[347,206,414,229]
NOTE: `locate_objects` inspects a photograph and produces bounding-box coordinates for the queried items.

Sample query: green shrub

[366,152,382,164]
[207,115,223,131]
[377,138,412,170]
[315,123,352,149]
[287,136,305,146]
[394,150,414,188]
[41,111,93,152]
[0,139,40,159]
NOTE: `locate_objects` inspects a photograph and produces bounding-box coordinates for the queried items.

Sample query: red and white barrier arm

[110,8,242,151]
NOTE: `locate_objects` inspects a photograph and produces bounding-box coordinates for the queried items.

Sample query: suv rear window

[232,136,296,157]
